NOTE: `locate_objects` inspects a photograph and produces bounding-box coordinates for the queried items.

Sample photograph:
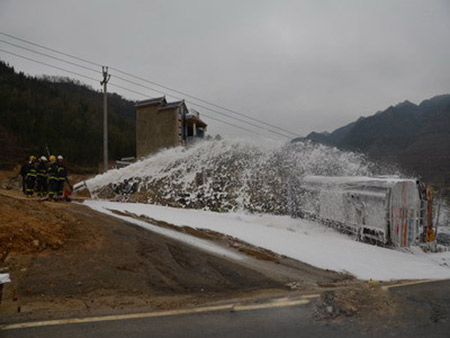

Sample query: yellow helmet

[29,155,36,161]
[49,155,56,162]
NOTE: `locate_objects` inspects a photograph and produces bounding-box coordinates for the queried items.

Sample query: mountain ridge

[299,94,450,184]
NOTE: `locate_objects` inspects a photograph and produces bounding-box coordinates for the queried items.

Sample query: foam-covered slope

[86,139,393,213]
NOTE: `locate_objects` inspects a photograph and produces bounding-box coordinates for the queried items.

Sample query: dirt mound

[0,194,74,260]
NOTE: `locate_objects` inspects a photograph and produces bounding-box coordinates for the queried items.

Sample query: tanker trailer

[298,176,425,247]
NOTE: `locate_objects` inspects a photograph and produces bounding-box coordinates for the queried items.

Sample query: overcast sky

[1,0,449,140]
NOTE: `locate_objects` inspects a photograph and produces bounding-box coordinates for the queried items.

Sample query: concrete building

[136,97,207,158]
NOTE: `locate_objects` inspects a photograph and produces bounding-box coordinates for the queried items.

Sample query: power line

[0,31,102,67]
[0,31,300,138]
[0,49,99,83]
[0,39,100,75]
[110,67,301,137]
[107,83,266,137]
[0,49,270,138]
[111,72,292,139]
[0,37,290,138]
[0,34,290,139]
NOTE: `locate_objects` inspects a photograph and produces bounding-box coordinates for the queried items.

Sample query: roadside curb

[0,294,319,331]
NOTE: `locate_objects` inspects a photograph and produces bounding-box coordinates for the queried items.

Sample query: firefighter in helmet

[47,155,59,201]
[25,155,37,197]
[36,156,49,197]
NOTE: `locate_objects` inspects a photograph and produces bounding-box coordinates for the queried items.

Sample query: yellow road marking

[1,304,233,330]
[1,297,313,331]
[301,294,320,299]
[233,299,310,311]
[381,278,445,291]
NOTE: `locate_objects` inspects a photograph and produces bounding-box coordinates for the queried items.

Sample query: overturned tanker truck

[295,176,434,247]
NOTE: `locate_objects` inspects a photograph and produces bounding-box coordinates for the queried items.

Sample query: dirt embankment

[0,184,356,324]
[0,194,73,260]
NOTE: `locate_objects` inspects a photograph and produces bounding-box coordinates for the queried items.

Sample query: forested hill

[299,95,450,185]
[0,61,136,171]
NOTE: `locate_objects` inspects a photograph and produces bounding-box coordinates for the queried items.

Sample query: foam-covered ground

[86,200,450,281]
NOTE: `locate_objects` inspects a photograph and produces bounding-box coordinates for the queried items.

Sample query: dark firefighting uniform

[25,161,37,196]
[36,160,48,196]
[56,162,67,197]
[47,162,59,200]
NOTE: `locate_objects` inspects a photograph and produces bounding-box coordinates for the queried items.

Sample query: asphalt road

[2,279,450,338]
[383,278,450,336]
[0,298,363,338]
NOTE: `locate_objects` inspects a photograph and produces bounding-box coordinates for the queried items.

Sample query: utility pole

[101,66,111,173]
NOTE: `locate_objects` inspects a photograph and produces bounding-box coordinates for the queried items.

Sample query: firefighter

[36,156,48,197]
[47,155,59,201]
[25,156,37,197]
[56,155,67,198]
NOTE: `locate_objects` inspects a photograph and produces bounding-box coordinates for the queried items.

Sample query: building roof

[158,100,186,111]
[185,114,207,128]
[135,97,190,115]
[135,97,167,108]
